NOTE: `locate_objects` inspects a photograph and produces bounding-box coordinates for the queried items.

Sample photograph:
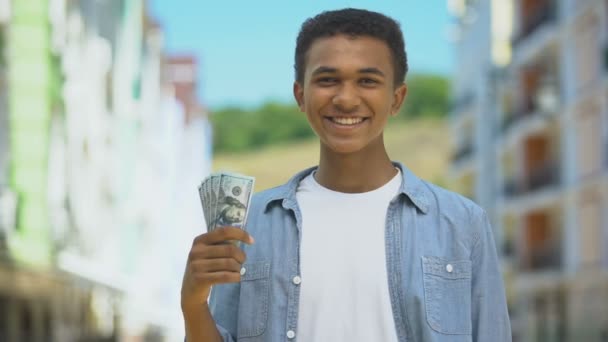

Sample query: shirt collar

[263,162,430,214]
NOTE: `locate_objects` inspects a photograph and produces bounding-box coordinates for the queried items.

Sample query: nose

[332,83,361,112]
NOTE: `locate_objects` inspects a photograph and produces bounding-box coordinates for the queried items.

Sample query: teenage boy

[181,8,512,342]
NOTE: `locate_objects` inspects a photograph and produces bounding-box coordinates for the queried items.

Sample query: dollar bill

[204,176,213,229]
[209,174,219,230]
[198,176,210,229]
[198,172,255,234]
[211,172,255,231]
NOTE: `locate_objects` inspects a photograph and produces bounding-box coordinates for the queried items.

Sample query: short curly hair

[295,8,408,86]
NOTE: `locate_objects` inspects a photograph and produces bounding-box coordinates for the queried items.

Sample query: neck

[315,137,397,193]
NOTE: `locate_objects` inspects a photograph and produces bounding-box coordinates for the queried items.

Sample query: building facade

[0,0,212,340]
[449,0,608,340]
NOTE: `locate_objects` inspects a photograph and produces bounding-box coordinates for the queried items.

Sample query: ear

[390,83,408,117]
[293,81,305,112]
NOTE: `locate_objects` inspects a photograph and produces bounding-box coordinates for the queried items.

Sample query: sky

[149,1,454,110]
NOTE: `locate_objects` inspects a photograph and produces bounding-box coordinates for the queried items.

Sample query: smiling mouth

[326,117,368,126]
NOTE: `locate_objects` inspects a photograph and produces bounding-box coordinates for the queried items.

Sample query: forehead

[305,35,393,75]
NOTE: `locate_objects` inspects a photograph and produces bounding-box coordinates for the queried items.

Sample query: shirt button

[446,264,453,273]
[240,267,246,276]
[292,275,302,285]
[286,330,296,339]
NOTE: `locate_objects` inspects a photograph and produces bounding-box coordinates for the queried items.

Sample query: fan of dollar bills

[198,172,255,232]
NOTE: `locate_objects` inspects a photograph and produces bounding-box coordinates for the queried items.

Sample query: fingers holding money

[196,226,255,245]
[190,258,242,273]
[189,257,242,285]
[181,228,253,306]
[186,170,256,308]
[189,243,247,264]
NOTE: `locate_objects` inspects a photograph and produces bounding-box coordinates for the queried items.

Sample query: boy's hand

[181,226,255,311]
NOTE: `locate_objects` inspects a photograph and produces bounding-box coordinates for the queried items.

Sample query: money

[198,172,255,234]
[210,174,220,228]
[199,176,210,228]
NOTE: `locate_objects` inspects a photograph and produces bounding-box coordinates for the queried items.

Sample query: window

[523,210,560,269]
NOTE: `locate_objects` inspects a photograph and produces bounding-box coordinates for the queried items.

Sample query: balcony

[503,160,561,197]
[501,77,559,135]
[502,94,538,133]
[452,141,475,164]
[501,109,536,133]
[513,1,557,47]
[521,241,561,271]
[520,209,562,272]
[528,161,560,191]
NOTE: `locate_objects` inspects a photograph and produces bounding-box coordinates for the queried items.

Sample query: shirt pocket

[237,261,271,339]
[421,256,472,335]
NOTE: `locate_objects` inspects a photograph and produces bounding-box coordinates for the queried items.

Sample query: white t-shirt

[295,169,401,342]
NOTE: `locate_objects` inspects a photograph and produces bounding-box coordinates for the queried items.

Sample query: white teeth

[330,117,364,125]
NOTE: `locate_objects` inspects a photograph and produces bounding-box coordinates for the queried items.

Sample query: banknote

[210,174,220,229]
[211,172,255,231]
[198,176,210,228]
[198,172,255,234]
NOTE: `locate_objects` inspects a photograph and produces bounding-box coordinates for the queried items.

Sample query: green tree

[210,102,313,153]
[399,74,450,119]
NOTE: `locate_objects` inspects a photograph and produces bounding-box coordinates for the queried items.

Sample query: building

[0,0,213,340]
[449,0,608,340]
[448,0,513,238]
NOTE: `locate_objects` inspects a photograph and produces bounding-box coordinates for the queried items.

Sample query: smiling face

[294,34,407,155]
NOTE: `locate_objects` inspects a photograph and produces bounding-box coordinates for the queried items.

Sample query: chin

[324,141,366,154]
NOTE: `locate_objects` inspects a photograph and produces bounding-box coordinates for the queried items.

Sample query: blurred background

[0,0,606,341]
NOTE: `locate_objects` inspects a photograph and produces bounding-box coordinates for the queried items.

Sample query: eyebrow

[311,66,386,77]
[311,66,338,76]
[359,68,385,77]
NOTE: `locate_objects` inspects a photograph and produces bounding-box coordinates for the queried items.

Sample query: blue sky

[150,1,454,109]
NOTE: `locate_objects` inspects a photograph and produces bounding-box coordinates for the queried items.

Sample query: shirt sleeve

[208,282,241,342]
[470,209,512,341]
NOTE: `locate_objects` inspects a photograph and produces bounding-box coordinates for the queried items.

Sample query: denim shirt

[208,163,512,342]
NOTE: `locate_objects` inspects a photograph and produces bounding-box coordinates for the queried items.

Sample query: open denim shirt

[207,163,512,342]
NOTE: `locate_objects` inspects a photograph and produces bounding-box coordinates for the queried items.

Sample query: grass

[212,117,454,192]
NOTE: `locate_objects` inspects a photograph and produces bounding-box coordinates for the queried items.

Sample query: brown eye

[360,78,378,85]
[317,77,338,85]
